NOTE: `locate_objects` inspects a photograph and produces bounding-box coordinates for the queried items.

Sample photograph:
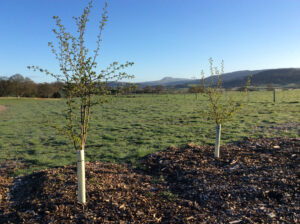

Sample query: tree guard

[77,150,86,204]
[214,124,221,158]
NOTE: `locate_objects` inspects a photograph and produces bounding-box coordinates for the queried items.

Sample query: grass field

[0,90,299,175]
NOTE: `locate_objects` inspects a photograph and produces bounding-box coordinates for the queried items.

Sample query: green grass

[0,90,299,174]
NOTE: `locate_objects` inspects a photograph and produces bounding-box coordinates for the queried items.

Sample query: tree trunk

[214,124,221,158]
[77,149,86,204]
[247,91,250,102]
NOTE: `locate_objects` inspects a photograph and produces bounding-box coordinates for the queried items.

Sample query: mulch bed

[0,137,299,223]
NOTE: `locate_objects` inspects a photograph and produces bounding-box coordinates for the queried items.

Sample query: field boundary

[0,97,61,100]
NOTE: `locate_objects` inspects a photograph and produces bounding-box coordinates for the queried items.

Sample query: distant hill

[135,68,300,89]
[136,77,190,87]
[223,68,300,88]
[183,70,264,87]
[205,69,264,83]
[136,70,265,87]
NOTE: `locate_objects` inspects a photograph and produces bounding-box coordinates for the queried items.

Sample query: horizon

[1,0,300,83]
[2,66,300,84]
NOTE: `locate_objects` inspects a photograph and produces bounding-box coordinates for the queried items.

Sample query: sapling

[267,83,276,103]
[245,76,252,103]
[201,58,247,158]
[28,0,134,204]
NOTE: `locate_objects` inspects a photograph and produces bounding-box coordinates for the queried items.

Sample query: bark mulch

[0,137,299,223]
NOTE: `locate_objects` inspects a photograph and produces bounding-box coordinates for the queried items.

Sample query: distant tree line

[3,74,283,98]
[136,85,164,94]
[0,74,63,98]
[0,75,169,98]
[188,85,205,93]
[114,85,166,94]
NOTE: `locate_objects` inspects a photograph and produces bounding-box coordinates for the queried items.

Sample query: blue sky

[0,0,299,82]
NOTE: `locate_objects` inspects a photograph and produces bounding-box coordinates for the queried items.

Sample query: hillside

[137,77,190,87]
[223,68,300,88]
[135,68,300,89]
[203,69,264,83]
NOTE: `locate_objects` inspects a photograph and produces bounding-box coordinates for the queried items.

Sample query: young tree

[154,85,164,94]
[143,85,153,94]
[28,0,134,204]
[9,74,25,97]
[0,76,10,96]
[202,58,246,158]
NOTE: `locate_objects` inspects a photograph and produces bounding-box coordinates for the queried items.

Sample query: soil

[0,105,7,114]
[0,137,299,223]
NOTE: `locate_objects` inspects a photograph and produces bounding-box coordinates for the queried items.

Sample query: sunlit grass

[0,89,299,174]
